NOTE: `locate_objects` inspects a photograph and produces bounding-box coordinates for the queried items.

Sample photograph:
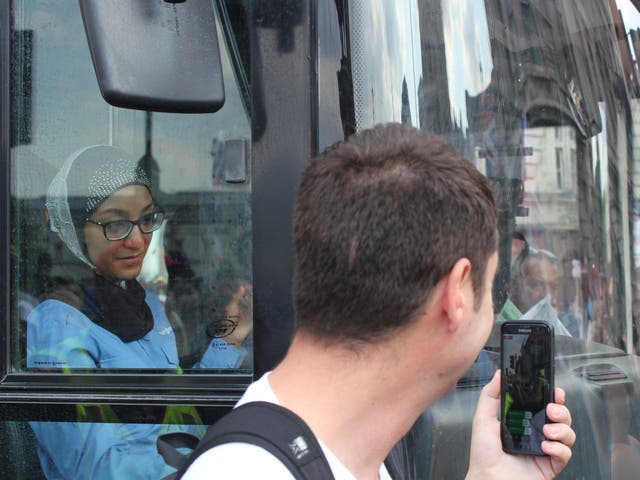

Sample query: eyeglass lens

[105,211,164,240]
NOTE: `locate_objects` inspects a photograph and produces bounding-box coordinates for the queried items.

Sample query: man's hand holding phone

[466,370,576,480]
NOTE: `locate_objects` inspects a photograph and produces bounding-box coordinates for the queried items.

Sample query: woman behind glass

[27,145,252,479]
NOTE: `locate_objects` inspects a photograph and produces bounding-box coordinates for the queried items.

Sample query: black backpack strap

[157,432,201,470]
[172,401,335,480]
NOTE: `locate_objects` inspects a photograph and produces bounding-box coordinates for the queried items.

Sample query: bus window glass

[343,0,640,353]
[333,0,640,477]
[8,1,252,478]
[10,0,252,374]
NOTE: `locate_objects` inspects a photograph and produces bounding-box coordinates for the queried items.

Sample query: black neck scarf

[81,272,154,342]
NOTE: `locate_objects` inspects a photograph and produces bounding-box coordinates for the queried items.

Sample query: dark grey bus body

[1,1,640,478]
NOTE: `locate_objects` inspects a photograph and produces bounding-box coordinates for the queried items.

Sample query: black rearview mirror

[79,0,225,113]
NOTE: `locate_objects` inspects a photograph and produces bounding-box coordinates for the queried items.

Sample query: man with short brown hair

[183,123,575,479]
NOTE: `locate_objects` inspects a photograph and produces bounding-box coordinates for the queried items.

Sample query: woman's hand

[466,370,575,480]
[222,284,253,347]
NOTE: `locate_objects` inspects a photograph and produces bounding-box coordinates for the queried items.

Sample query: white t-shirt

[182,373,392,479]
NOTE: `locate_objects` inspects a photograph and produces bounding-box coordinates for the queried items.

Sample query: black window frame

[0,0,314,422]
[0,2,310,423]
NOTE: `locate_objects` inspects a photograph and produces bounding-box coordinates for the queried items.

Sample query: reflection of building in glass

[464,0,637,346]
[632,100,640,271]
[401,78,412,125]
[415,0,471,154]
[519,126,579,255]
[612,9,640,98]
[416,0,452,135]
[343,0,640,349]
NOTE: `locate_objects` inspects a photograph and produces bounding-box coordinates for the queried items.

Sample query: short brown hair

[293,123,497,344]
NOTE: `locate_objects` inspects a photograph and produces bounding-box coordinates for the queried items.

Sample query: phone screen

[500,321,554,456]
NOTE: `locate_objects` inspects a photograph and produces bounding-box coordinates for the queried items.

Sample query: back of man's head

[293,123,497,345]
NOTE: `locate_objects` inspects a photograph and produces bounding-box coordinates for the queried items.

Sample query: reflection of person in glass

[27,145,252,479]
[511,248,561,313]
[509,246,580,336]
[503,329,549,453]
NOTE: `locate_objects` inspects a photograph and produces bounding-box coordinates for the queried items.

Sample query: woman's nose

[123,225,146,246]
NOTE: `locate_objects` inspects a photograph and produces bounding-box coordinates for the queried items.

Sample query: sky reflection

[442,0,493,131]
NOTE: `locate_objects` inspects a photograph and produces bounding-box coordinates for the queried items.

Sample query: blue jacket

[27,291,247,479]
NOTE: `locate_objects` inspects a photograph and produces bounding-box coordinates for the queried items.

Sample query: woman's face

[83,185,154,281]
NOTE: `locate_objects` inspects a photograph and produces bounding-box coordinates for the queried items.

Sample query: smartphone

[500,321,554,455]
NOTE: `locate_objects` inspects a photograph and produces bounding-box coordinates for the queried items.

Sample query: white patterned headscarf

[45,145,151,268]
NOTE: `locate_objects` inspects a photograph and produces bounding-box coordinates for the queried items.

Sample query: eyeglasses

[86,210,165,241]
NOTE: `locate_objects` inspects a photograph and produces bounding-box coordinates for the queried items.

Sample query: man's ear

[441,258,473,332]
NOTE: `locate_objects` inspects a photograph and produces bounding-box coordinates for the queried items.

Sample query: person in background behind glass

[509,245,582,337]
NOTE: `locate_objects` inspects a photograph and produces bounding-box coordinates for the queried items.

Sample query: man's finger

[543,422,576,448]
[541,438,573,470]
[546,402,572,428]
